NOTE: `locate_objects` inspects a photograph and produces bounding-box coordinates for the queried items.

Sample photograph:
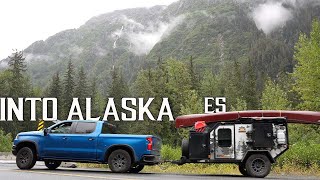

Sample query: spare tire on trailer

[181,138,189,158]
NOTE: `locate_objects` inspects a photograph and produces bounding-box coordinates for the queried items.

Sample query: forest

[0,19,319,145]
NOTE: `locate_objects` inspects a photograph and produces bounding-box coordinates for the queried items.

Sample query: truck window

[218,129,232,147]
[74,122,96,134]
[101,123,117,134]
[50,122,72,134]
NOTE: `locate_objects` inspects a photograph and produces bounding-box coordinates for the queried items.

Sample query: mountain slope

[1,0,320,90]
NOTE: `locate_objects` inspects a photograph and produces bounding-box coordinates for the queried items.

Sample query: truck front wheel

[108,149,132,173]
[44,160,61,170]
[245,154,271,178]
[16,147,37,170]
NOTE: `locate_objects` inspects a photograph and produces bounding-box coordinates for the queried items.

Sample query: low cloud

[251,1,293,34]
[127,15,185,55]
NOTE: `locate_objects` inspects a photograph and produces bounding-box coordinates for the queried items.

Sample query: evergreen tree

[0,70,12,96]
[188,56,199,90]
[49,72,61,98]
[90,78,103,118]
[243,60,258,110]
[8,50,27,97]
[107,67,130,128]
[223,60,243,109]
[62,60,75,119]
[199,71,221,98]
[47,72,62,119]
[74,67,89,113]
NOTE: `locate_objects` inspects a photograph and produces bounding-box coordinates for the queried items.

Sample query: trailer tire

[245,154,271,178]
[238,163,249,176]
[181,138,189,158]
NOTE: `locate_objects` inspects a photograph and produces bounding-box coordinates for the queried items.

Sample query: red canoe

[175,110,320,128]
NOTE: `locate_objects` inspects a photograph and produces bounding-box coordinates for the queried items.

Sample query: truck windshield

[101,123,118,134]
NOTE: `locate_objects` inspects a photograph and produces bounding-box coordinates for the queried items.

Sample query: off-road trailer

[173,110,320,178]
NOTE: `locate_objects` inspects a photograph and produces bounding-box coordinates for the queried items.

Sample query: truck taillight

[147,137,152,150]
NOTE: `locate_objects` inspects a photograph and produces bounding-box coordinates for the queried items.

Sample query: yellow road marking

[12,169,141,180]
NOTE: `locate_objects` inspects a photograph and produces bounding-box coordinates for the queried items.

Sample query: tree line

[0,20,320,146]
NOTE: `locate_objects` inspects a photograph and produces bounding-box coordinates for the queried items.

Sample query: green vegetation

[0,129,12,152]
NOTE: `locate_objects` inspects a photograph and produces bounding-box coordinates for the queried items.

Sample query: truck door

[214,125,235,159]
[65,122,98,160]
[42,122,74,158]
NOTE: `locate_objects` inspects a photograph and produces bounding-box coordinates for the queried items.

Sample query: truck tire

[44,160,61,170]
[16,147,37,170]
[129,164,144,173]
[108,149,132,173]
[238,163,249,176]
[245,154,271,178]
[181,138,189,158]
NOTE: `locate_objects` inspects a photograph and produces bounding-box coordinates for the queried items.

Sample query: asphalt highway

[0,161,318,180]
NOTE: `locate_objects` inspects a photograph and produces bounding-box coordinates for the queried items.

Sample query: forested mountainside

[1,0,320,90]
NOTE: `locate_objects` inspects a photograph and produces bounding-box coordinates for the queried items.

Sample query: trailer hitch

[157,156,187,170]
[170,156,187,165]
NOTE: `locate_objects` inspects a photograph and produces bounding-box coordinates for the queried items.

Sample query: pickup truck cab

[12,120,161,173]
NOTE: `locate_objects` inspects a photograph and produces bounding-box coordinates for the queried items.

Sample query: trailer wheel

[245,154,271,178]
[181,138,189,158]
[108,149,132,173]
[16,147,37,170]
[238,163,249,176]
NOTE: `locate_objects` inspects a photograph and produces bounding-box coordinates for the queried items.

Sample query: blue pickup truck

[12,120,161,173]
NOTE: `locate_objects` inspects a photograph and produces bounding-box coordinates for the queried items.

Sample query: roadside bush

[161,144,181,161]
[0,129,12,152]
[276,142,320,168]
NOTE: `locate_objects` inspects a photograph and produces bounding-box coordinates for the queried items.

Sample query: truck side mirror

[44,128,49,136]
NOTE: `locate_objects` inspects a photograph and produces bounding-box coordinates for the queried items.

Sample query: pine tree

[47,72,63,119]
[90,78,103,118]
[243,60,258,110]
[188,56,198,90]
[62,60,75,119]
[49,72,61,98]
[8,50,27,97]
[74,67,89,113]
[107,67,130,127]
[223,60,243,109]
[199,71,222,98]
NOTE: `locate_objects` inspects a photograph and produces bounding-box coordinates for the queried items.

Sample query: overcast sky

[0,0,178,59]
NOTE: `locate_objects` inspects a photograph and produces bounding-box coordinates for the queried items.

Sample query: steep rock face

[1,0,320,89]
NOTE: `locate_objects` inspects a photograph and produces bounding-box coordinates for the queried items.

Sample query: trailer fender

[241,150,275,163]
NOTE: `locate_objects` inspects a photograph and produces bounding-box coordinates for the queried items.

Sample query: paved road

[0,161,318,180]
